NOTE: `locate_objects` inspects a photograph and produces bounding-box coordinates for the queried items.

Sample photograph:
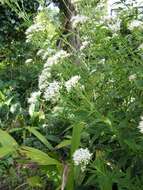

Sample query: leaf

[70,122,84,156]
[9,128,24,133]
[0,147,15,158]
[66,122,84,190]
[27,176,42,187]
[55,139,71,149]
[20,146,61,166]
[26,127,53,150]
[0,129,18,148]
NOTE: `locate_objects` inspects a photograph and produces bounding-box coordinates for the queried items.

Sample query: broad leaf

[20,146,61,166]
[0,129,18,148]
[0,147,15,158]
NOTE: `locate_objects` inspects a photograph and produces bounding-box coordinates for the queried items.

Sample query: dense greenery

[0,0,143,189]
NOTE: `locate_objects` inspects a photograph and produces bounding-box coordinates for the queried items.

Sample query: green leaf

[0,129,18,148]
[55,139,71,149]
[20,146,61,166]
[66,122,84,190]
[70,122,84,156]
[27,176,42,187]
[0,147,15,158]
[26,127,53,150]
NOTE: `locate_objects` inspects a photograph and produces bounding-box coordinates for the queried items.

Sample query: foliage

[1,0,143,189]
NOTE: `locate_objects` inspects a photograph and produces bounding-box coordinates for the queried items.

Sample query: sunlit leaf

[0,147,15,158]
[20,146,61,166]
[0,129,18,148]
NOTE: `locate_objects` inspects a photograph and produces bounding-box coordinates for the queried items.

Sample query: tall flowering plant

[1,0,143,189]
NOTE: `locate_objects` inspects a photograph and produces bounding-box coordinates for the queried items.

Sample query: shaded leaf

[56,139,71,149]
[26,127,53,150]
[27,176,42,187]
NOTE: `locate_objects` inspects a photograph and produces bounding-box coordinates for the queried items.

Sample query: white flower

[42,123,48,128]
[28,91,41,104]
[105,17,121,32]
[28,91,41,116]
[36,49,45,56]
[80,40,90,51]
[38,50,69,92]
[65,75,81,92]
[47,2,60,13]
[42,52,49,60]
[99,58,105,65]
[52,106,64,116]
[71,0,81,3]
[38,68,51,90]
[138,116,143,133]
[138,43,143,50]
[25,59,33,64]
[73,148,92,171]
[43,81,61,102]
[38,50,69,91]
[128,20,143,30]
[44,50,69,68]
[25,23,44,35]
[128,74,136,81]
[71,15,88,28]
[130,97,135,103]
[38,5,44,11]
[26,34,33,43]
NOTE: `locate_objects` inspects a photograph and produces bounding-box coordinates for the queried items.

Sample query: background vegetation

[0,0,143,189]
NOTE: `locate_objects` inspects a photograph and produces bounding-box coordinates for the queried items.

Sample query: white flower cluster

[128,74,136,81]
[37,4,44,11]
[65,75,81,92]
[38,50,69,91]
[28,91,41,116]
[25,22,45,43]
[138,116,143,133]
[43,81,61,102]
[37,49,45,56]
[38,2,60,13]
[28,91,41,104]
[36,48,55,60]
[26,23,44,35]
[71,0,81,3]
[102,16,121,32]
[47,2,60,13]
[38,68,51,90]
[128,20,143,30]
[44,50,69,68]
[80,40,90,51]
[73,148,92,171]
[138,43,143,50]
[71,15,88,28]
[25,59,33,64]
